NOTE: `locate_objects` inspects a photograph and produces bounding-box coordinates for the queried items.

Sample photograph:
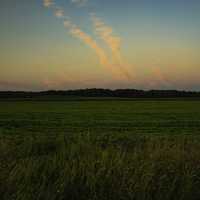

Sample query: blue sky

[0,0,200,90]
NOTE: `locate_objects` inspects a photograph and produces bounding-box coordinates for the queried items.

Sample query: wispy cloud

[68,24,111,69]
[90,14,133,80]
[43,1,121,79]
[43,0,54,8]
[43,0,133,81]
[91,14,121,54]
[63,19,122,78]
[54,7,65,18]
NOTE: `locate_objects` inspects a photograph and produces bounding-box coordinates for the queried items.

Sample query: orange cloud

[54,7,64,18]
[43,0,54,8]
[64,20,123,78]
[43,0,132,81]
[91,14,133,80]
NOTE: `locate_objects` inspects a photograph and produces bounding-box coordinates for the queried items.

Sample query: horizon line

[1,88,200,93]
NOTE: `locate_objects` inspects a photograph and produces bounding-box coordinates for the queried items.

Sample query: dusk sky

[0,0,200,91]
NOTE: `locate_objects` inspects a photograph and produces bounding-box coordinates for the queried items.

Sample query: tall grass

[1,133,200,200]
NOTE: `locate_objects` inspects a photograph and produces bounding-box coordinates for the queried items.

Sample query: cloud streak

[90,14,133,80]
[63,19,116,74]
[43,0,129,80]
[43,0,54,8]
[43,0,171,86]
[54,7,65,18]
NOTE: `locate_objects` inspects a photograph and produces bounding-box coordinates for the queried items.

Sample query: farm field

[1,99,200,136]
[1,99,200,200]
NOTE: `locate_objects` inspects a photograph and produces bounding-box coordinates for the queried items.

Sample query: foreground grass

[1,133,200,200]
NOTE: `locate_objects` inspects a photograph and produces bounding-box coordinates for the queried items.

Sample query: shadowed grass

[1,133,200,200]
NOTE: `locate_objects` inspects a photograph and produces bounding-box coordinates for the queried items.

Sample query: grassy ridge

[1,134,200,200]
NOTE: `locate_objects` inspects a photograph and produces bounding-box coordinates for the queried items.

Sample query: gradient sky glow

[0,0,200,91]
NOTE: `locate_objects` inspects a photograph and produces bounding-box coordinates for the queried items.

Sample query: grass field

[1,99,200,200]
[1,99,200,135]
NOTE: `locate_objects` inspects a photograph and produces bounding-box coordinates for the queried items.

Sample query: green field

[1,100,200,135]
[1,99,200,200]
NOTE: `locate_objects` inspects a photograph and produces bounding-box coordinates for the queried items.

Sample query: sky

[0,0,200,91]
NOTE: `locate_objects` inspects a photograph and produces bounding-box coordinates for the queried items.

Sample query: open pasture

[1,99,200,200]
[0,99,200,136]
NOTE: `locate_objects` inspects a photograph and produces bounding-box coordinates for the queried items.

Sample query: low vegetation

[1,133,200,200]
[1,99,200,199]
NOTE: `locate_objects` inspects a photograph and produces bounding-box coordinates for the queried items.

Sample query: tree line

[0,89,200,98]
